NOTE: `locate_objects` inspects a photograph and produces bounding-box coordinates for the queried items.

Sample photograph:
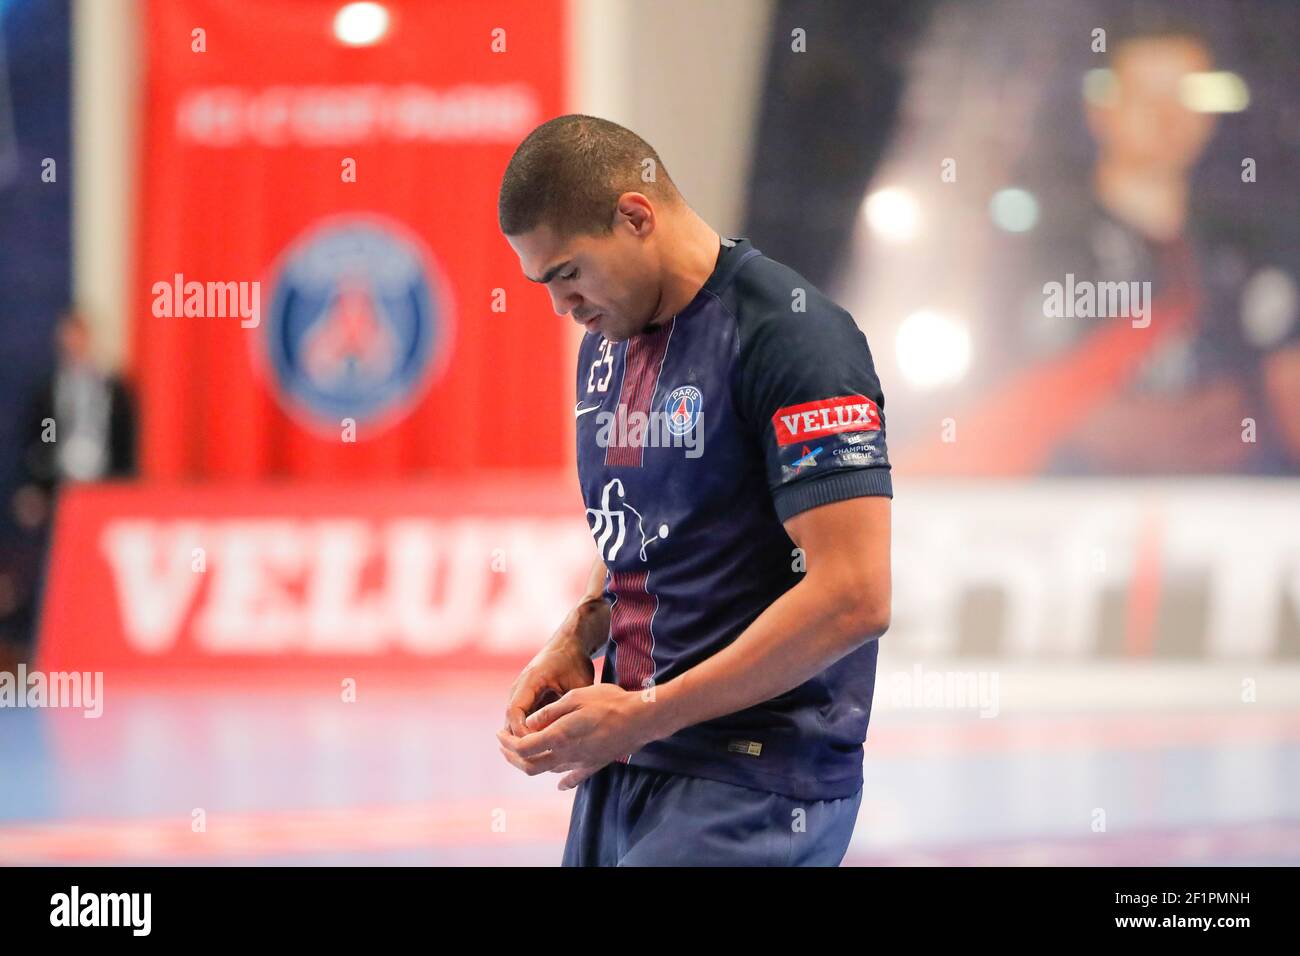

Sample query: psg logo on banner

[261,216,451,434]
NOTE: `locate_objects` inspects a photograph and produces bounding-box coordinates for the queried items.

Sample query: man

[2,308,136,662]
[21,309,137,492]
[496,115,892,866]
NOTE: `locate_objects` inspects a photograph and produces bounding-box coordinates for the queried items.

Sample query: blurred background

[0,0,1297,865]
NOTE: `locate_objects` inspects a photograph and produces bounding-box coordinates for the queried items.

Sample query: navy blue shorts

[561,762,862,866]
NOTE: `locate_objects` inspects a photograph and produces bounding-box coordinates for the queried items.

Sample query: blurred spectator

[0,308,136,662]
[21,309,137,491]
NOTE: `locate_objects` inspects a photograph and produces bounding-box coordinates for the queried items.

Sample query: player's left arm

[653,494,889,735]
[651,288,895,736]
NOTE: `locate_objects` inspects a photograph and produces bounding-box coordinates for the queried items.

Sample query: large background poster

[746,0,1300,477]
[134,0,568,480]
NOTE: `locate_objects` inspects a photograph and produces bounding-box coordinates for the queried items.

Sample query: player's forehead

[1113,36,1211,87]
[508,224,583,282]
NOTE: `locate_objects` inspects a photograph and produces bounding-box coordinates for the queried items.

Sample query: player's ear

[613,193,654,236]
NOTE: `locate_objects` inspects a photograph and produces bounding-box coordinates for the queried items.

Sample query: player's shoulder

[726,249,866,355]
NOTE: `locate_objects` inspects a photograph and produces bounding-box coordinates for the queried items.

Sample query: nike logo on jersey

[575,403,601,418]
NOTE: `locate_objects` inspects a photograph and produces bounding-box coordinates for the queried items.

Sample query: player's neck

[646,211,722,330]
[1093,159,1190,242]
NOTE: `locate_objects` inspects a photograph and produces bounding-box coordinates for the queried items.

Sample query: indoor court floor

[2,664,1297,866]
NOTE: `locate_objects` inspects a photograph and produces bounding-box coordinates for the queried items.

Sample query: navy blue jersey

[575,237,892,801]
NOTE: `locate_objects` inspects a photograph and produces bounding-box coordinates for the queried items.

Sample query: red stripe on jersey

[604,319,674,468]
[608,569,656,693]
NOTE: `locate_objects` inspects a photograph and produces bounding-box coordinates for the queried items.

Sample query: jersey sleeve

[735,304,893,522]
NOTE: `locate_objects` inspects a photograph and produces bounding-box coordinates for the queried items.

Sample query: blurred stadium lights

[989,187,1040,233]
[1083,66,1249,114]
[1081,68,1119,107]
[895,309,972,391]
[1239,266,1299,348]
[863,186,921,243]
[333,2,390,47]
[1180,71,1250,113]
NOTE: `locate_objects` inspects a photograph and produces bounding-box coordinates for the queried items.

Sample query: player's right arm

[502,557,608,736]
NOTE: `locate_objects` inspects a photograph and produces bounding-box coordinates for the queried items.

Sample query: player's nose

[547,284,580,318]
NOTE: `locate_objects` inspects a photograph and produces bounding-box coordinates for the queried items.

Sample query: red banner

[134,0,569,480]
[38,481,594,676]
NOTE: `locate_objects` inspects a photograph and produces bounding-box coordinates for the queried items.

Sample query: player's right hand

[503,632,596,737]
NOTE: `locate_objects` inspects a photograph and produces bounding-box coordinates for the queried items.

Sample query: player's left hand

[495,683,667,791]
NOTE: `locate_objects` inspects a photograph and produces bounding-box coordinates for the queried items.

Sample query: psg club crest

[262,216,450,433]
[663,385,702,438]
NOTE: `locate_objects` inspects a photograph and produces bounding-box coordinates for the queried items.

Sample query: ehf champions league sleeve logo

[258,216,452,434]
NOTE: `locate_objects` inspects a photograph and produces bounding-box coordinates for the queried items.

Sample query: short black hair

[498,114,681,238]
[1108,5,1211,55]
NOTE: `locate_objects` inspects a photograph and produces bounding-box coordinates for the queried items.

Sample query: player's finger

[504,674,544,735]
[498,724,563,761]
[524,688,583,732]
[501,671,553,738]
[497,725,556,758]
[498,743,563,776]
[551,760,588,779]
[504,704,528,736]
[507,716,583,759]
[500,745,555,776]
[558,764,600,791]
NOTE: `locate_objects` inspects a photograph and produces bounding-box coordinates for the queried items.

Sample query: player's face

[58,318,92,362]
[507,220,661,342]
[1087,37,1216,173]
